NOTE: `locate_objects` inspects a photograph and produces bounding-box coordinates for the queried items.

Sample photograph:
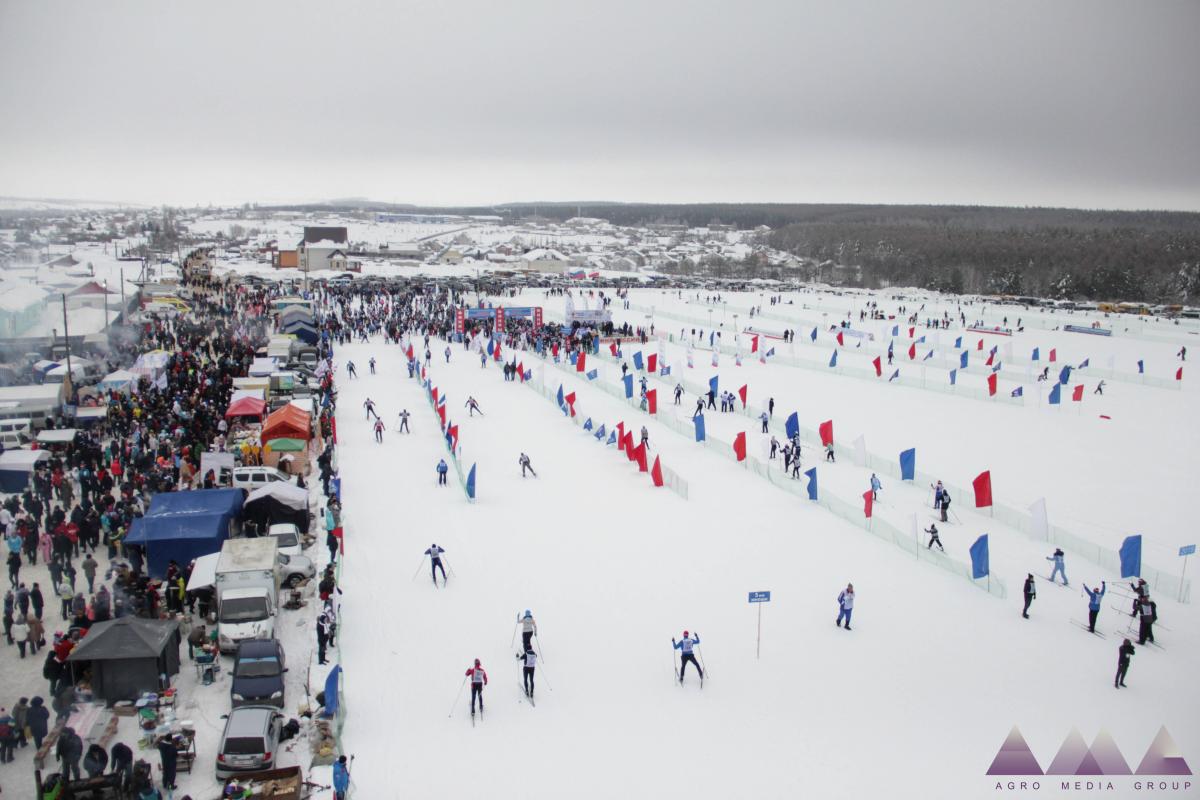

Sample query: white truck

[215,538,280,653]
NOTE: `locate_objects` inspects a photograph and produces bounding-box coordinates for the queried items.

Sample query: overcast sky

[1,0,1197,210]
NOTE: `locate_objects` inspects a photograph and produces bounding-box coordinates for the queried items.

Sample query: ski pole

[695,645,710,678]
[410,555,428,582]
[443,557,458,579]
[536,658,553,691]
[534,632,547,664]
[448,675,468,717]
[510,616,519,648]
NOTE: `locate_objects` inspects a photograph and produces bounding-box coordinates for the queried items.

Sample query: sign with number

[1181,544,1197,557]
[748,591,771,603]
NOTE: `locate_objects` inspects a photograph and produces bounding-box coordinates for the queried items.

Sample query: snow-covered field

[330,287,1198,799]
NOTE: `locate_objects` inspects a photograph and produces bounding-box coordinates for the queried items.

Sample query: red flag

[576,351,587,373]
[552,343,559,359]
[651,456,664,487]
[836,331,845,347]
[1049,348,1057,363]
[908,343,916,360]
[617,422,626,450]
[609,342,618,356]
[908,327,915,339]
[751,335,759,353]
[332,526,344,553]
[431,387,439,406]
[987,373,997,396]
[973,470,993,508]
[406,344,414,360]
[331,416,337,444]
[565,391,577,416]
[733,431,747,462]
[819,420,834,447]
[448,424,459,449]
[437,403,447,427]
[1072,384,1084,402]
[624,433,635,460]
[421,366,426,380]
[495,342,503,361]
[863,490,874,518]
[872,356,882,376]
[977,339,984,351]
[738,384,748,407]
[647,388,657,414]
[647,353,657,373]
[1177,367,1184,381]
[634,442,648,472]
[985,351,994,367]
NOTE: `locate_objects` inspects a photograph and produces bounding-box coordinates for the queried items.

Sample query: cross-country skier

[465,397,483,416]
[397,409,410,433]
[825,442,835,462]
[932,480,944,510]
[1115,639,1134,689]
[466,659,488,715]
[870,473,882,500]
[707,389,716,410]
[436,459,448,486]
[373,419,384,443]
[694,398,705,418]
[640,426,649,450]
[363,398,378,420]
[769,436,779,459]
[1137,599,1157,645]
[673,630,703,683]
[519,610,537,651]
[1129,578,1150,616]
[1094,381,1105,395]
[836,584,854,630]
[517,648,538,698]
[444,346,451,363]
[791,453,801,479]
[674,384,683,405]
[346,361,357,379]
[925,524,944,552]
[519,453,537,478]
[480,351,487,368]
[369,357,376,375]
[768,397,775,417]
[426,544,446,585]
[760,412,769,433]
[1022,574,1036,618]
[333,755,350,800]
[939,489,952,522]
[1083,581,1106,632]
[1046,548,1068,585]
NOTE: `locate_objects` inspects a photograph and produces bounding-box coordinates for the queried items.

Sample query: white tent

[98,369,136,393]
[185,551,220,592]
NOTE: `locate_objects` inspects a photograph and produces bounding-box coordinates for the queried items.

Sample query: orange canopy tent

[224,396,267,420]
[260,404,312,443]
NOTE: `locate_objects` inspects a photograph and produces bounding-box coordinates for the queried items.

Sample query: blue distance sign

[748,591,771,603]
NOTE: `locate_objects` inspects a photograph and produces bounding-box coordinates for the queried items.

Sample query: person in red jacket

[465,659,488,716]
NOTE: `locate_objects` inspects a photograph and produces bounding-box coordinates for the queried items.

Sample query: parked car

[231,639,287,708]
[215,705,285,779]
[232,466,295,492]
[267,524,302,557]
[278,552,315,587]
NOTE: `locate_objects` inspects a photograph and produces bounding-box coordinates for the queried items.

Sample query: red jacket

[465,666,488,685]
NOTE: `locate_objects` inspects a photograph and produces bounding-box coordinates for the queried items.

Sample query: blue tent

[281,321,320,345]
[123,488,244,578]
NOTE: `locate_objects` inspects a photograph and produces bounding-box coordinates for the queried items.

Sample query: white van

[232,466,295,492]
[0,418,34,449]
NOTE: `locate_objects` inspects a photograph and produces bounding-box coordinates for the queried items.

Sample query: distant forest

[276,201,1200,303]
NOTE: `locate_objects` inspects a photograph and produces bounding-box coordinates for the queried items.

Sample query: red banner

[651,456,664,487]
[973,470,993,508]
[819,420,834,447]
[647,389,657,414]
[863,490,874,518]
[733,431,747,462]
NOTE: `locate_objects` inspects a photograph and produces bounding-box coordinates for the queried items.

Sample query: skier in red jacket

[465,659,488,716]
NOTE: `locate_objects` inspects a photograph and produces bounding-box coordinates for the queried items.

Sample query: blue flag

[466,464,476,499]
[1049,383,1061,404]
[992,363,1002,372]
[810,327,818,342]
[1032,347,1040,361]
[487,339,494,356]
[693,414,706,442]
[765,347,775,357]
[523,369,532,381]
[949,369,957,385]
[586,369,598,380]
[891,325,899,336]
[785,412,799,440]
[606,430,617,445]
[804,467,818,500]
[593,338,600,354]
[829,350,838,368]
[556,384,564,407]
[924,349,934,361]
[1119,535,1142,578]
[1011,387,1023,397]
[889,369,900,382]
[960,351,968,369]
[1137,359,1144,374]
[623,374,634,398]
[970,535,990,579]
[661,365,671,376]
[323,665,342,719]
[1078,358,1089,369]
[633,352,644,371]
[899,448,916,481]
[709,332,715,347]
[1059,366,1071,384]
[569,351,578,365]
[595,423,606,440]
[709,375,719,396]
[954,336,962,349]
[583,417,593,431]
[916,336,926,344]
[445,430,454,450]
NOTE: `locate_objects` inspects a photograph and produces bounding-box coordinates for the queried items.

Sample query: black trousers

[680,652,702,679]
[522,631,533,650]
[471,683,484,712]
[1115,661,1130,687]
[1138,619,1154,644]
[523,666,535,694]
[1088,609,1099,632]
[1022,595,1033,617]
[431,559,446,583]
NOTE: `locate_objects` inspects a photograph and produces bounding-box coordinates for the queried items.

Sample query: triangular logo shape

[1046,728,1091,775]
[1136,727,1193,775]
[987,726,1044,775]
[1089,730,1132,775]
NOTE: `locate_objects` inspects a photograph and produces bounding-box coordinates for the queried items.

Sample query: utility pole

[61,295,74,400]
[103,279,109,329]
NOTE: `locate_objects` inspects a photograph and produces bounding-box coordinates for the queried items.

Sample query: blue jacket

[673,635,699,653]
[1084,584,1105,610]
[333,761,350,792]
[436,461,448,474]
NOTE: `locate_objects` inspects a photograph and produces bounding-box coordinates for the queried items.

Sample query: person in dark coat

[110,741,134,789]
[84,742,109,777]
[56,725,83,781]
[1115,638,1135,688]
[26,696,49,748]
[156,735,178,790]
[1022,574,1036,619]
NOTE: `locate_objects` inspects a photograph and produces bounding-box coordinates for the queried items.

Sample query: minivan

[215,705,284,778]
[232,467,294,492]
[0,418,34,449]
